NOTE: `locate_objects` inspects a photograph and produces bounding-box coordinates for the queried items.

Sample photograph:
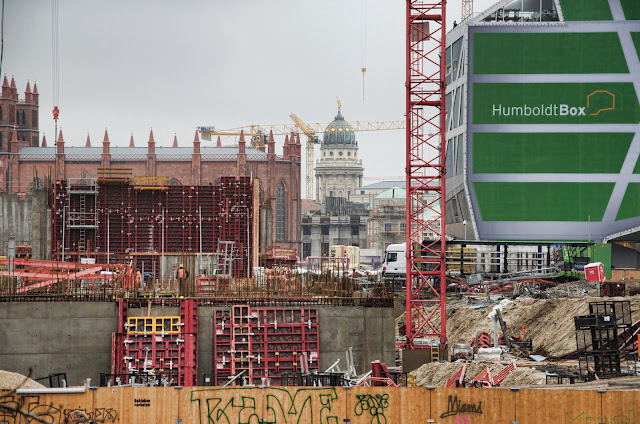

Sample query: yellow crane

[198,118,405,199]
[289,113,319,202]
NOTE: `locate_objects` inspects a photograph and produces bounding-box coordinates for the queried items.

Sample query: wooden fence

[1,386,638,423]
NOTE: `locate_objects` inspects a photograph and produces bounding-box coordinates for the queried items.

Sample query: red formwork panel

[180,299,198,334]
[213,305,319,386]
[111,299,199,386]
[117,299,128,332]
[111,332,125,375]
[179,333,198,386]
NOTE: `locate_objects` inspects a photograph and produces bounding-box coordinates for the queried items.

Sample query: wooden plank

[601,391,640,424]
[516,388,600,424]
[432,387,514,424]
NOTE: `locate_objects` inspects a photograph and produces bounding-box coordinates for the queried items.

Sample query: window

[360,190,365,195]
[384,222,392,232]
[339,151,343,156]
[348,151,351,156]
[276,181,285,241]
[32,110,37,128]
[445,138,454,179]
[452,88,461,130]
[303,243,311,261]
[455,135,464,176]
[321,225,329,235]
[386,252,398,262]
[303,226,311,236]
[330,151,334,156]
[399,222,406,232]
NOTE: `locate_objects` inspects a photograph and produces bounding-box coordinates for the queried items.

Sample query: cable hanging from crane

[360,0,367,101]
[0,0,5,76]
[52,0,60,138]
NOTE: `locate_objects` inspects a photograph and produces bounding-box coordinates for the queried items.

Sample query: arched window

[276,181,285,241]
[0,106,3,122]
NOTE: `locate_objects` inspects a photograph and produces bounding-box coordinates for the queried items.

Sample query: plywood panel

[516,389,601,424]
[601,391,640,423]
[345,386,428,424]
[431,387,514,424]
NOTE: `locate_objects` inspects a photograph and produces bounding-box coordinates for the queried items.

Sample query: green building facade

[446,0,640,242]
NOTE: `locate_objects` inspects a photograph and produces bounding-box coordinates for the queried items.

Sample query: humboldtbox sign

[493,103,588,117]
[473,83,640,124]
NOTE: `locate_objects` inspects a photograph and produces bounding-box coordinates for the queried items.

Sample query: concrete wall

[0,303,395,386]
[0,188,50,259]
[0,302,118,385]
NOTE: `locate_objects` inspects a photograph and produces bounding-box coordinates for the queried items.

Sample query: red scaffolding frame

[405,0,447,348]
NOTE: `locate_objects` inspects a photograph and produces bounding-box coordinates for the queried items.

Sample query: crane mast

[406,0,448,351]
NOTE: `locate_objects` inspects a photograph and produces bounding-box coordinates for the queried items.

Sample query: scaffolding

[51,175,254,281]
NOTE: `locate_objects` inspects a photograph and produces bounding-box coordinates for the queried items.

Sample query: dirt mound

[412,360,533,387]
[0,370,46,390]
[443,294,640,358]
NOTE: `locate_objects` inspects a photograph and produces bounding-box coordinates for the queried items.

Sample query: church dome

[322,110,356,146]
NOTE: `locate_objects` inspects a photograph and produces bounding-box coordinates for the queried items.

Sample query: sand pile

[0,370,46,390]
[411,360,548,387]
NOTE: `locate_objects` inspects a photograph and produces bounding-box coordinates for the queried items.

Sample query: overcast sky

[6,0,495,188]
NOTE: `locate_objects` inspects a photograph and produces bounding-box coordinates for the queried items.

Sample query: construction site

[2,0,640,423]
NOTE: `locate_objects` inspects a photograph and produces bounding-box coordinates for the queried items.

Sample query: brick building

[0,76,40,190]
[0,77,301,251]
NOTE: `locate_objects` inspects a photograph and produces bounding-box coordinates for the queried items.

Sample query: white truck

[382,242,406,280]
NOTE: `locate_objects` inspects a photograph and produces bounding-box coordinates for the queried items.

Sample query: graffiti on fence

[440,395,483,419]
[354,394,390,424]
[190,387,339,424]
[564,409,635,424]
[0,395,118,423]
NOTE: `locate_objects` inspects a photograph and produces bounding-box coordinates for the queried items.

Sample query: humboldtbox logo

[472,83,639,125]
[492,90,615,118]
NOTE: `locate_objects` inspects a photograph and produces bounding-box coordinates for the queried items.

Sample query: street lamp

[463,220,467,240]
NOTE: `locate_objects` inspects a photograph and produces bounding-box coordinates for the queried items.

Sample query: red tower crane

[405,1,447,350]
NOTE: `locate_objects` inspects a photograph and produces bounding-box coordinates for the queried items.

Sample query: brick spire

[56,129,65,154]
[148,128,155,154]
[216,135,222,147]
[85,133,91,147]
[41,133,47,147]
[258,133,266,152]
[268,130,275,155]
[25,81,32,103]
[102,129,110,154]
[193,130,200,154]
[9,75,17,100]
[173,134,178,148]
[2,75,10,98]
[284,134,290,156]
[32,82,39,105]
[238,130,246,154]
[129,133,135,148]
